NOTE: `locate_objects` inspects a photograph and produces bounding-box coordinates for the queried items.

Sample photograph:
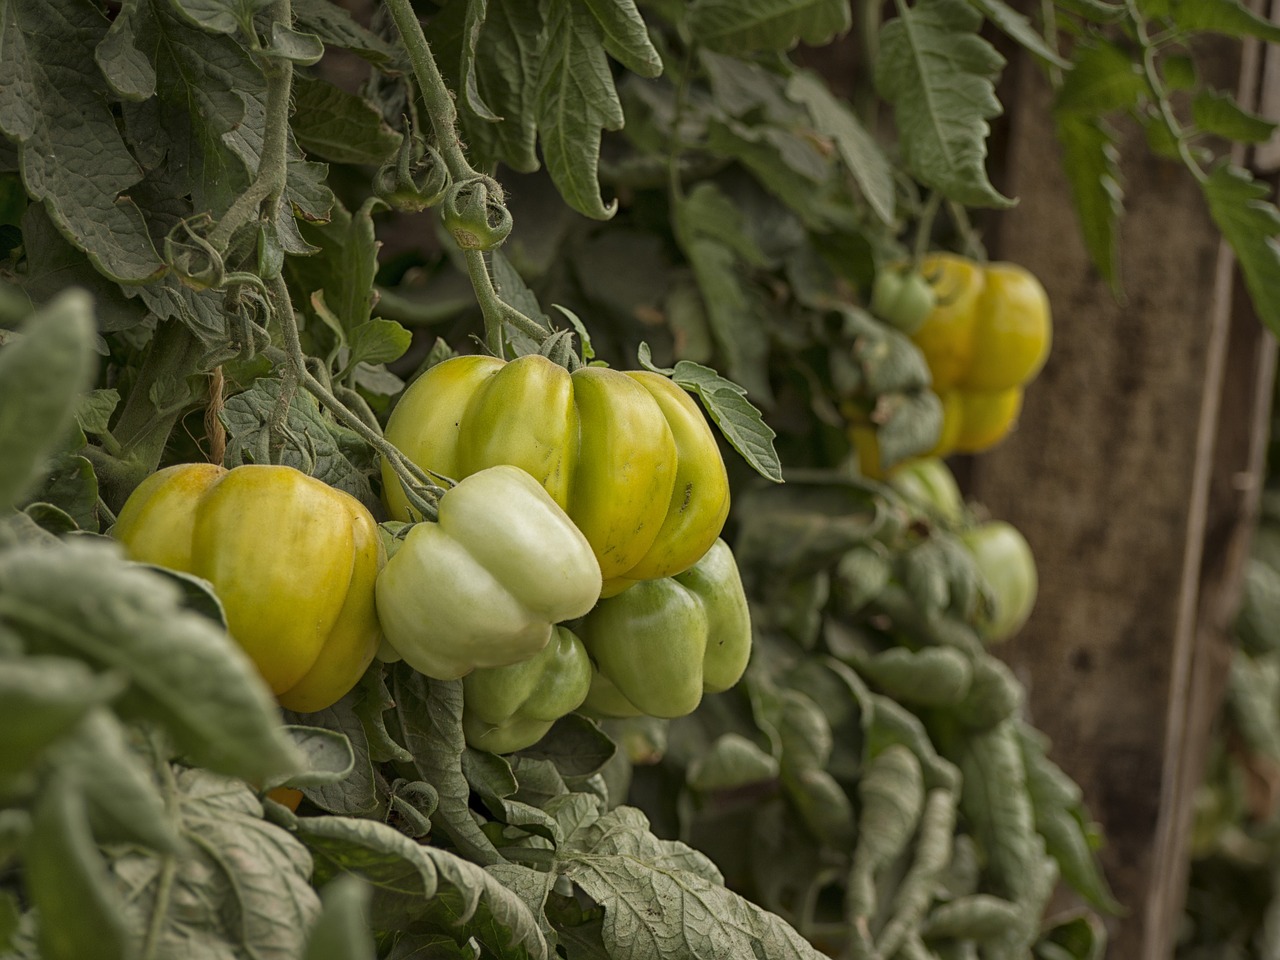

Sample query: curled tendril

[223,284,274,360]
[441,175,513,251]
[165,215,226,290]
[375,119,452,212]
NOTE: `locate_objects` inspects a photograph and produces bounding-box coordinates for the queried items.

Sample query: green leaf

[291,198,384,342]
[283,696,380,816]
[0,290,96,513]
[458,0,502,122]
[515,715,615,779]
[1203,163,1280,336]
[1172,0,1280,41]
[306,876,376,960]
[0,657,124,783]
[0,540,302,785]
[583,0,662,77]
[271,725,357,790]
[73,390,120,437]
[26,454,99,533]
[293,0,401,66]
[639,344,782,482]
[968,0,1069,67]
[347,318,413,370]
[536,0,623,219]
[389,666,506,866]
[292,77,403,165]
[1192,88,1278,143]
[268,22,325,65]
[786,72,896,225]
[672,183,773,403]
[220,378,377,510]
[95,0,156,100]
[449,0,544,173]
[689,0,852,54]
[171,0,271,33]
[1054,113,1123,291]
[557,805,825,959]
[1055,41,1146,114]
[109,769,321,958]
[24,779,128,960]
[0,0,165,283]
[296,815,549,958]
[875,0,1012,208]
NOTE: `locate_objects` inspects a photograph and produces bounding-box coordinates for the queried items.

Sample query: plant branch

[1125,0,1207,183]
[208,0,297,252]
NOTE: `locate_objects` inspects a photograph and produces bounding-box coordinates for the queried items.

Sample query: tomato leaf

[283,698,380,816]
[1192,89,1278,144]
[968,0,1068,67]
[0,290,96,515]
[1055,41,1145,115]
[389,666,507,866]
[672,183,773,403]
[24,779,129,960]
[297,814,550,959]
[170,0,271,34]
[269,725,357,790]
[786,72,896,225]
[536,0,623,219]
[109,770,320,958]
[1054,113,1124,292]
[305,876,376,960]
[0,540,303,784]
[1203,163,1280,336]
[875,0,1013,208]
[292,0,401,66]
[0,0,165,283]
[583,0,662,77]
[1172,0,1280,41]
[555,805,827,959]
[291,78,403,165]
[688,0,852,55]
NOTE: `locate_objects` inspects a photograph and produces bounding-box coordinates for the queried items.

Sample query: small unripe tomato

[870,266,937,335]
[961,520,1038,644]
[113,464,385,712]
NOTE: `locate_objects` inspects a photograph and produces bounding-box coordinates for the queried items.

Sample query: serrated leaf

[1193,88,1278,143]
[672,184,773,403]
[875,0,1012,208]
[306,876,376,960]
[1203,163,1280,336]
[290,197,383,342]
[0,290,96,513]
[1172,0,1280,41]
[95,0,157,100]
[73,390,120,437]
[636,347,781,482]
[583,0,662,77]
[293,0,401,66]
[109,769,320,958]
[220,378,378,510]
[1055,113,1123,291]
[0,0,165,283]
[786,72,895,225]
[284,696,380,815]
[557,805,825,959]
[297,815,549,958]
[968,0,1068,67]
[0,540,302,784]
[292,77,403,165]
[171,0,272,34]
[389,666,505,866]
[25,779,128,960]
[1055,41,1146,114]
[536,0,623,219]
[689,0,852,54]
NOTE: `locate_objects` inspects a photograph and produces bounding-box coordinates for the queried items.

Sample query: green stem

[1125,0,1207,183]
[466,249,507,357]
[208,0,296,252]
[384,0,478,185]
[268,276,445,511]
[911,192,941,264]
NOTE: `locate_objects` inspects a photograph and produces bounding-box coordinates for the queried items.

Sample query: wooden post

[969,24,1277,959]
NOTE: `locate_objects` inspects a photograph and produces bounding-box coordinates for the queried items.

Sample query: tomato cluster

[113,357,750,753]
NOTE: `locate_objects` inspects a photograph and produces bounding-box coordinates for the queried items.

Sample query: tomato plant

[1,0,1273,957]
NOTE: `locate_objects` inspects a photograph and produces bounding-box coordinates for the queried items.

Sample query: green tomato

[113,463,384,713]
[578,539,752,719]
[382,354,730,597]
[870,267,937,335]
[375,465,602,680]
[462,626,592,754]
[888,457,965,523]
[961,521,1038,644]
